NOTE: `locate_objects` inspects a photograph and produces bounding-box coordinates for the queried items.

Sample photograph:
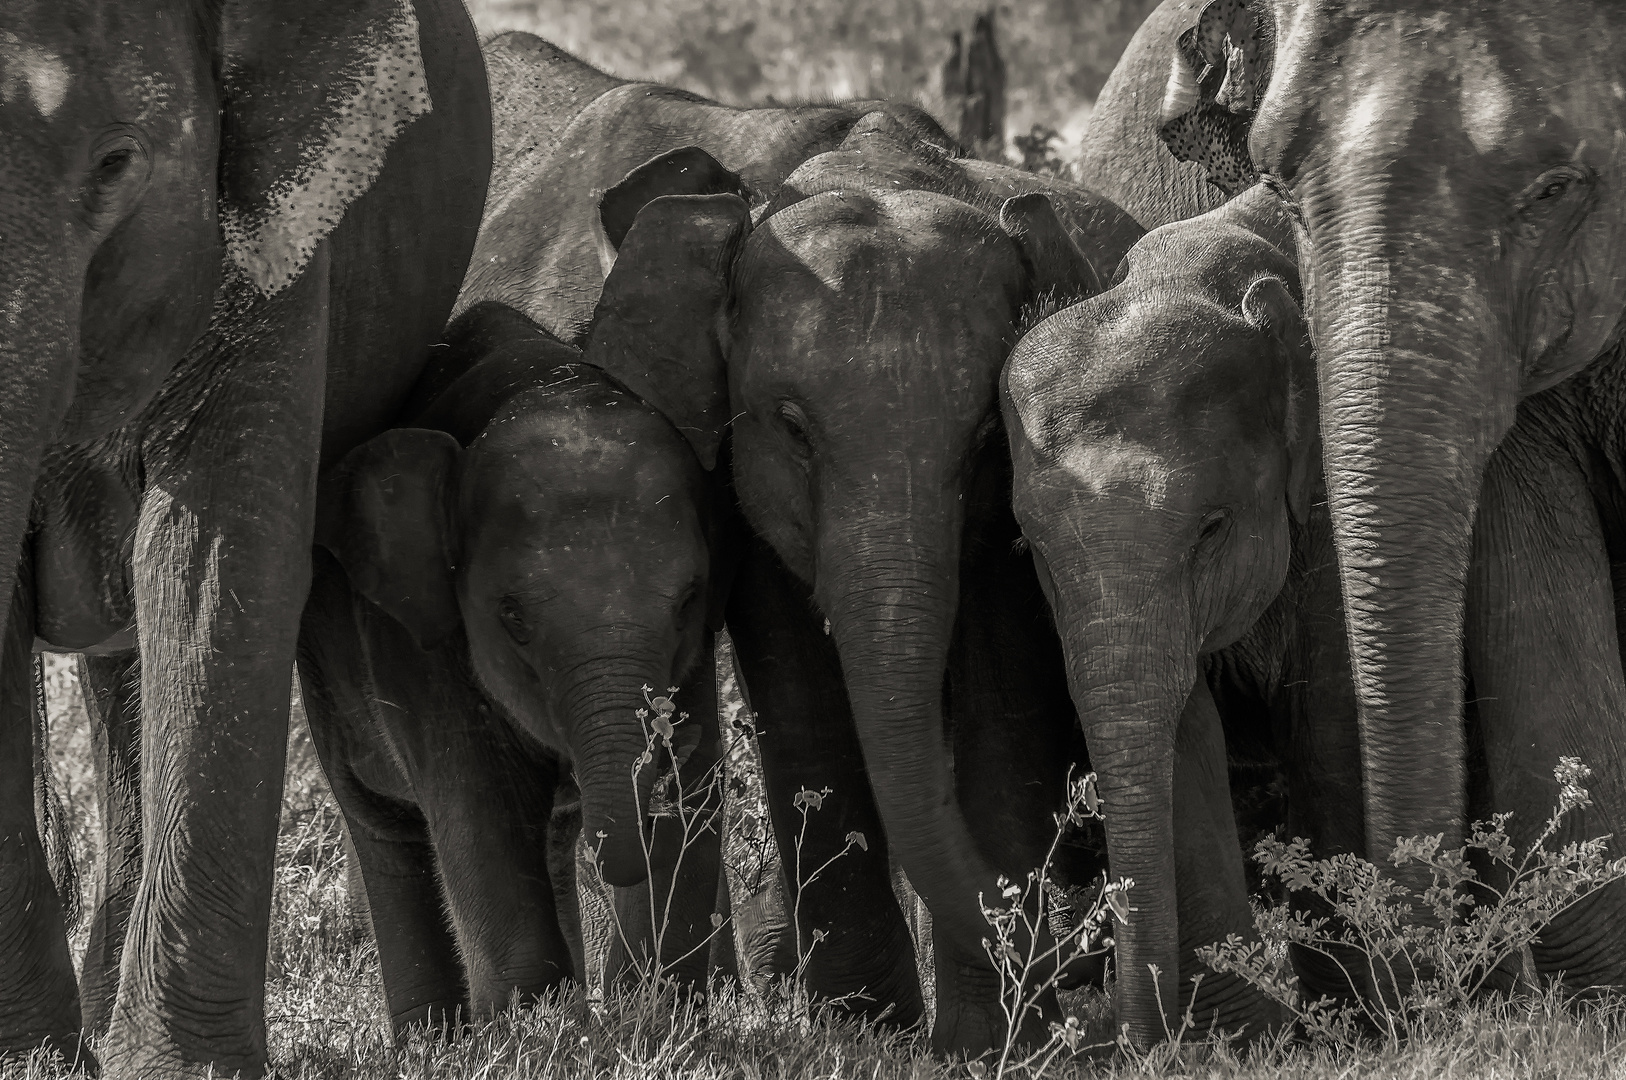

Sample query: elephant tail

[32,654,81,930]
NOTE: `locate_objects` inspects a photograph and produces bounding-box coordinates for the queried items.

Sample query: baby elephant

[302,188,749,1027]
[1001,183,1360,1039]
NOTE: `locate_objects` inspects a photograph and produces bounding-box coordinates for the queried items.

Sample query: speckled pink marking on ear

[219,0,432,297]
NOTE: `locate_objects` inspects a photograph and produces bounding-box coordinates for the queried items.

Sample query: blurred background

[467,0,1163,165]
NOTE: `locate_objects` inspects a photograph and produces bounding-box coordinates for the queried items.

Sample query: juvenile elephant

[0,1,490,1073]
[577,117,1143,1053]
[1152,0,1626,989]
[1003,184,1354,1042]
[459,32,957,344]
[306,191,750,1021]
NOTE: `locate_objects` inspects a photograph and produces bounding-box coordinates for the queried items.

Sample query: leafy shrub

[1201,758,1626,1050]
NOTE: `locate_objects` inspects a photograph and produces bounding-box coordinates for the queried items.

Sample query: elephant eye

[497,596,531,645]
[1195,508,1231,552]
[85,131,151,214]
[777,400,813,458]
[1512,164,1593,233]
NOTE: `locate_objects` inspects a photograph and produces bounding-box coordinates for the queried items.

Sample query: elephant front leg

[726,533,923,1029]
[0,573,87,1068]
[1169,681,1273,1036]
[299,552,467,1031]
[606,633,727,996]
[934,514,1076,1059]
[80,650,142,1039]
[1467,416,1626,992]
[104,266,329,1077]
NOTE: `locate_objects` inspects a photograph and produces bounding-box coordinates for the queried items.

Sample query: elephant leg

[709,855,739,984]
[1168,681,1271,1034]
[352,592,575,1016]
[103,259,330,1077]
[0,572,86,1067]
[548,792,586,994]
[725,531,924,1029]
[299,550,466,1031]
[1467,418,1626,991]
[80,651,142,1039]
[606,633,726,995]
[934,508,1075,1057]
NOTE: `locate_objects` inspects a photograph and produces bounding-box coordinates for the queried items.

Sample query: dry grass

[10,654,1626,1079]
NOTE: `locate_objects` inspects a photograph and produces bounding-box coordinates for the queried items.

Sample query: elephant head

[1158,0,1626,877]
[0,0,435,658]
[720,122,1127,972]
[1002,186,1312,1041]
[318,190,748,888]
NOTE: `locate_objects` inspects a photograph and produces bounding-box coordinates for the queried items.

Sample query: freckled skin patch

[219,0,433,296]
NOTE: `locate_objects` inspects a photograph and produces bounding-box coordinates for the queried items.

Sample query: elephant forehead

[1056,435,1174,510]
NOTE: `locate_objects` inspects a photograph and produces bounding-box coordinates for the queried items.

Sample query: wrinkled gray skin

[650,119,1144,1055]
[0,1,490,1074]
[1073,0,1230,229]
[306,291,731,1023]
[458,32,959,344]
[1156,0,1626,990]
[1004,185,1364,1043]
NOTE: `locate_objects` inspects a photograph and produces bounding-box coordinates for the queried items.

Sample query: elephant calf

[301,187,751,1026]
[1002,182,1362,1040]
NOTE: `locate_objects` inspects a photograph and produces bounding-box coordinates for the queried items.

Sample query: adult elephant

[458,32,957,343]
[1159,0,1626,988]
[0,1,490,1074]
[588,116,1143,1053]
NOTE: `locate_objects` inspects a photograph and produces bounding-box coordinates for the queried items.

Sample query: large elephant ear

[316,429,462,651]
[1158,0,1272,198]
[217,0,434,297]
[581,192,752,471]
[1241,275,1319,525]
[999,193,1102,305]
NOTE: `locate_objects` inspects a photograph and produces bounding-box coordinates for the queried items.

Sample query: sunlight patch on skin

[220,0,432,297]
[1458,57,1516,157]
[1057,437,1170,510]
[0,32,71,118]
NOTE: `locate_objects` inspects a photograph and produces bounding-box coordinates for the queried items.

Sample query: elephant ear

[600,146,749,251]
[581,193,752,471]
[316,429,463,651]
[999,193,1102,305]
[1242,275,1318,525]
[1158,0,1273,198]
[217,0,434,297]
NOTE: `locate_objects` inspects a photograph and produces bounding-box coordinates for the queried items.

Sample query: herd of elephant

[3,0,1625,1074]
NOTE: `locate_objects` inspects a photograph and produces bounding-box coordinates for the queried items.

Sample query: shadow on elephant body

[309,199,756,1021]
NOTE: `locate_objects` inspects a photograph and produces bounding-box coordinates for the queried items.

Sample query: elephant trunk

[1303,183,1512,886]
[1047,548,1194,1047]
[566,666,671,889]
[0,184,80,650]
[818,502,1022,966]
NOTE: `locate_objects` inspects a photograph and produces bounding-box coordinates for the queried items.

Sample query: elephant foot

[930,951,1058,1059]
[1181,968,1280,1043]
[4,1032,99,1077]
